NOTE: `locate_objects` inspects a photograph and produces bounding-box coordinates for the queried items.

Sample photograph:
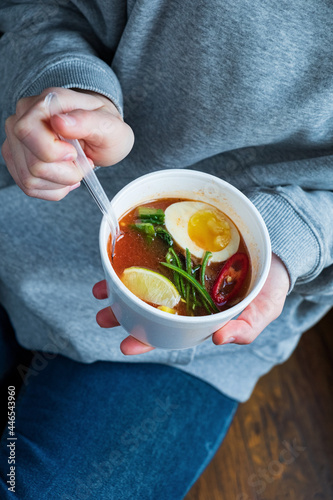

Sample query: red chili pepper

[211,252,249,306]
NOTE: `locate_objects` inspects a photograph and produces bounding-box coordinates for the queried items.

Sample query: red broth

[108,199,251,316]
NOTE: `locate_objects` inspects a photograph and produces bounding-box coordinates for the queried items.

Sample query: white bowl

[99,169,271,349]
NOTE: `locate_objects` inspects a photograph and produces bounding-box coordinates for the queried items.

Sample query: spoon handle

[64,134,119,239]
[44,92,119,255]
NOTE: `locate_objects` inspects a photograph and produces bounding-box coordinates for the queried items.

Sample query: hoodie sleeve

[245,181,333,292]
[0,0,124,159]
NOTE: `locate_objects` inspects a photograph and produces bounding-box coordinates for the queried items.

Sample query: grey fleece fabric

[0,0,332,401]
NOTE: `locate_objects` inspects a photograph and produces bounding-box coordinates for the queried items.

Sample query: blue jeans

[0,305,237,499]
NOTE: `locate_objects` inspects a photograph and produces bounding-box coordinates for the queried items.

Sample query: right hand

[1,87,134,201]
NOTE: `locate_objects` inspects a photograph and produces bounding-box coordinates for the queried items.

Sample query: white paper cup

[99,169,271,349]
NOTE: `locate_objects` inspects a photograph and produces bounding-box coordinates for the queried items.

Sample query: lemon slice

[157,306,177,314]
[121,267,181,308]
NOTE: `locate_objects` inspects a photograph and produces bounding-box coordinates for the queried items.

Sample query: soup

[108,199,251,316]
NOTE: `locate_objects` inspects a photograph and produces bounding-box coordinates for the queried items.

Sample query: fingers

[120,336,155,355]
[92,280,108,299]
[40,87,108,113]
[96,307,120,328]
[4,108,80,198]
[50,108,134,166]
[213,254,289,345]
[96,310,154,354]
[3,126,81,199]
[95,305,154,354]
[3,87,134,201]
[12,87,111,163]
[92,280,154,354]
[213,295,278,345]
[2,137,79,200]
[9,105,77,163]
[24,155,82,186]
[93,281,119,327]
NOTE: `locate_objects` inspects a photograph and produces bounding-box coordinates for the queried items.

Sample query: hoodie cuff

[247,189,321,292]
[14,55,123,116]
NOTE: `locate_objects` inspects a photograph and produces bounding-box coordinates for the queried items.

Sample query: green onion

[168,248,186,297]
[160,262,220,314]
[130,223,155,242]
[156,227,173,246]
[190,261,201,309]
[138,207,165,224]
[201,297,214,315]
[185,248,192,274]
[166,251,173,265]
[191,292,197,311]
[191,283,197,311]
[168,247,181,267]
[185,249,192,313]
[166,250,181,295]
[200,251,212,287]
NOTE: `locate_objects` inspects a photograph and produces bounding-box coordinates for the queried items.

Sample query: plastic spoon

[44,92,119,257]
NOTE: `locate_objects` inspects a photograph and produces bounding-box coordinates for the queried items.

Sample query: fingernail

[69,182,81,192]
[222,337,236,344]
[57,113,76,126]
[63,152,76,161]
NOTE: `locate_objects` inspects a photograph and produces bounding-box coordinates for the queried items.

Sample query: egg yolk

[188,210,231,252]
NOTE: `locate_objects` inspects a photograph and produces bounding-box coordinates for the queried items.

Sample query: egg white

[164,201,240,262]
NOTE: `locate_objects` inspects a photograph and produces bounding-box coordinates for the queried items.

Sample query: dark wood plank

[186,308,333,500]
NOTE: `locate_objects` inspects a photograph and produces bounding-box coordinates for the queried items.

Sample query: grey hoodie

[0,0,332,401]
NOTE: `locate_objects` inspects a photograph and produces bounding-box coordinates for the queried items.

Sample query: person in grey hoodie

[0,1,332,498]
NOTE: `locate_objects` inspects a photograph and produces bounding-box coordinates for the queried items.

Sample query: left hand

[93,253,290,354]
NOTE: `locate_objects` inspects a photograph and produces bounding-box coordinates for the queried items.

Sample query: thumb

[50,109,134,166]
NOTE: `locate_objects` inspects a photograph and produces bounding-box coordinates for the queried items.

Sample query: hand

[1,87,134,201]
[92,254,290,355]
[93,280,155,355]
[213,253,289,345]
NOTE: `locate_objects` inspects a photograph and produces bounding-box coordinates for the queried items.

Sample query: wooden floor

[185,308,333,500]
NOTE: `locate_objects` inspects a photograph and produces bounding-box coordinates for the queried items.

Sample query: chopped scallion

[200,251,212,287]
[130,222,155,242]
[156,227,173,246]
[138,207,165,225]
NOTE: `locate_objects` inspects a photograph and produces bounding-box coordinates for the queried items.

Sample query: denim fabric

[0,305,32,434]
[0,308,238,500]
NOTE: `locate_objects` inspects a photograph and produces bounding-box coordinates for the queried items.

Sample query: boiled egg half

[164,201,240,262]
